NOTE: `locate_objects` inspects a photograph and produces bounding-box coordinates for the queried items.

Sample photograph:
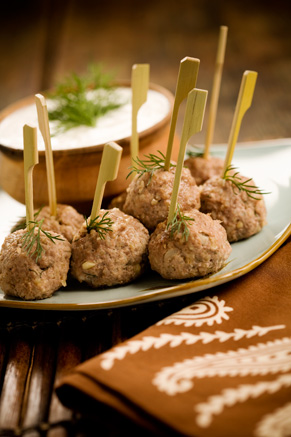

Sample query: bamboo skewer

[164,57,200,171]
[23,124,39,230]
[90,142,123,221]
[167,89,208,224]
[131,64,150,168]
[223,70,258,174]
[35,93,57,217]
[204,25,228,159]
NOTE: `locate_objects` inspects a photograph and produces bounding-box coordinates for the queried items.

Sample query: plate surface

[0,139,290,310]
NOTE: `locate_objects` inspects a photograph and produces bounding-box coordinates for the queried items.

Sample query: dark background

[0,0,290,144]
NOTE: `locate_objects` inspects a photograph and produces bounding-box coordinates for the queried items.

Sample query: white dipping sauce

[0,87,171,151]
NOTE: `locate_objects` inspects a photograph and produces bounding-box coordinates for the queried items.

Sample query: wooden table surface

[0,0,290,435]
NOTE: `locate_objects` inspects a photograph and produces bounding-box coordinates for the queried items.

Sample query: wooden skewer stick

[204,25,228,159]
[223,70,258,174]
[35,93,57,217]
[164,57,200,171]
[131,64,150,167]
[23,124,39,230]
[90,142,123,221]
[167,89,208,224]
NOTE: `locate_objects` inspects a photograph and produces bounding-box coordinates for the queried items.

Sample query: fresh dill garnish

[186,147,204,158]
[167,204,194,242]
[223,165,270,200]
[11,207,43,233]
[86,212,114,239]
[21,219,64,263]
[127,150,176,183]
[48,64,123,133]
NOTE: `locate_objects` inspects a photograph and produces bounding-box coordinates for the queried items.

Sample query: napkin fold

[56,238,291,436]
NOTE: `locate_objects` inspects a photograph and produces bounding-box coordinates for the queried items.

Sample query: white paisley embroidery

[100,325,285,370]
[254,402,291,437]
[195,374,291,428]
[152,338,291,396]
[157,296,233,327]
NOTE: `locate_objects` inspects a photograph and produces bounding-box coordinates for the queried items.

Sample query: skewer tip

[35,93,46,107]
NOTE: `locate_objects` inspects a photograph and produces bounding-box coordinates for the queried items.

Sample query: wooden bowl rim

[0,81,174,158]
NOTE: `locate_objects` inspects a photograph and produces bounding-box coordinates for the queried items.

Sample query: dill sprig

[48,64,123,133]
[223,165,270,200]
[21,219,64,263]
[11,207,43,233]
[186,147,204,158]
[167,204,194,242]
[127,150,176,183]
[86,212,114,239]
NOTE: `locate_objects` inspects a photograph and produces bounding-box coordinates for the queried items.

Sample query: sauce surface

[0,87,170,151]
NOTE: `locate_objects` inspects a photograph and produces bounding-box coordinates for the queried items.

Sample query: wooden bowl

[0,82,179,213]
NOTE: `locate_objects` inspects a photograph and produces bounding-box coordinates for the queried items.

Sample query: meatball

[148,208,231,280]
[123,167,200,231]
[37,204,84,242]
[71,208,149,288]
[200,175,267,242]
[0,228,71,300]
[184,155,224,185]
[11,204,84,243]
[108,191,127,211]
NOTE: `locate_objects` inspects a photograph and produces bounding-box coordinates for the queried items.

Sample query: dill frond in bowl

[48,64,123,132]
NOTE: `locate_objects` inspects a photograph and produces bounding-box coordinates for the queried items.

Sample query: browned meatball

[37,204,84,242]
[11,204,84,242]
[184,155,224,185]
[148,208,231,280]
[200,175,267,242]
[108,191,127,211]
[0,228,71,300]
[71,208,149,288]
[123,167,200,231]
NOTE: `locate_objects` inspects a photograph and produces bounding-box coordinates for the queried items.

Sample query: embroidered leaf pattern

[195,374,291,428]
[152,338,291,396]
[157,296,233,327]
[254,401,291,437]
[100,325,285,371]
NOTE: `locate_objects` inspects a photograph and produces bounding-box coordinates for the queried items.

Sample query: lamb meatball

[200,175,267,242]
[108,191,127,211]
[123,167,200,231]
[0,228,71,300]
[184,155,224,185]
[71,208,149,288]
[148,208,231,280]
[11,204,84,243]
[37,204,84,242]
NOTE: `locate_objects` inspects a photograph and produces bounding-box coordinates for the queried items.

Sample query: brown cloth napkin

[56,238,291,436]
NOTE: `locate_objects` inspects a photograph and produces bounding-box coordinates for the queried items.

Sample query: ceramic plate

[0,139,290,310]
